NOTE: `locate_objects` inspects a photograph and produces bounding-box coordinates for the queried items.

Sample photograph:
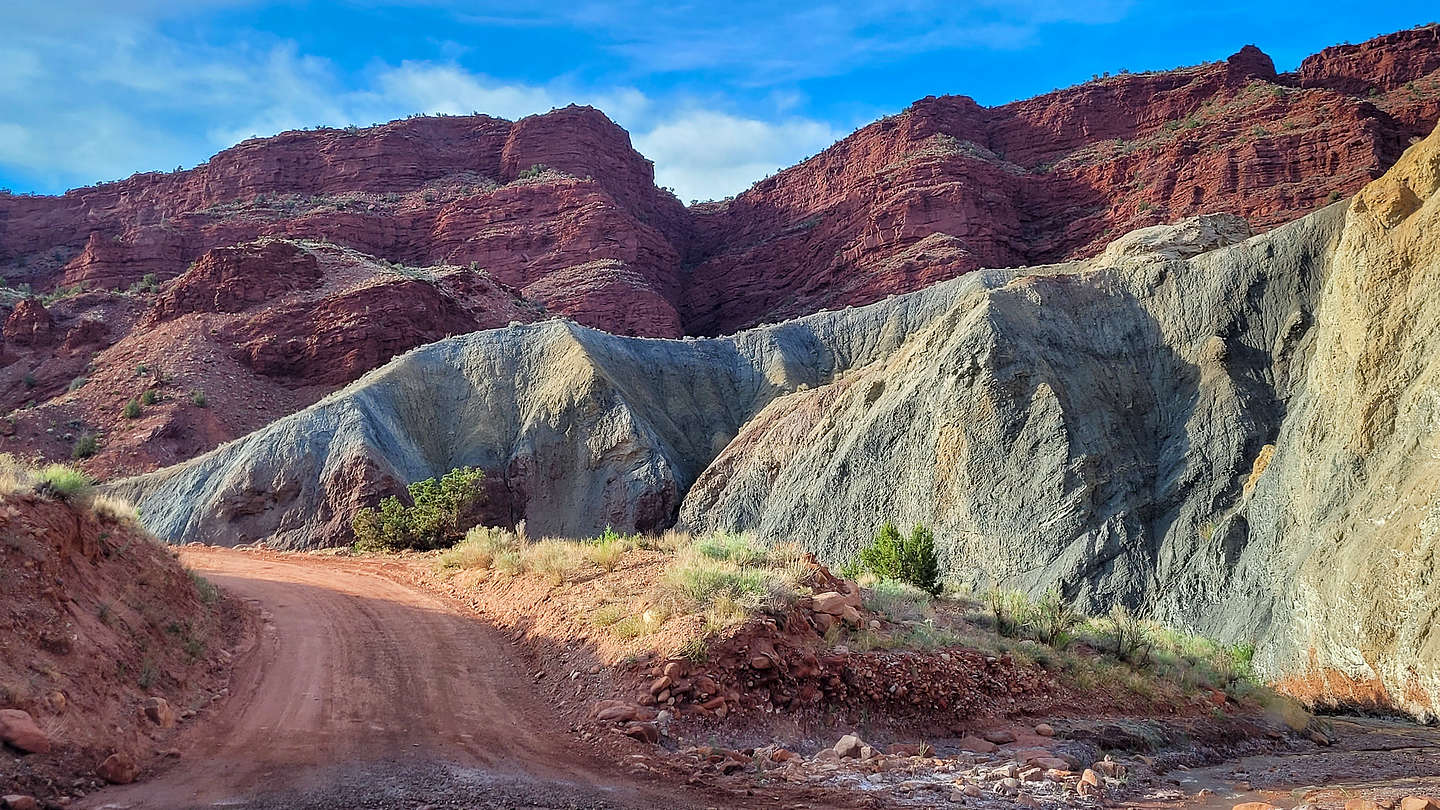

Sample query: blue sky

[2,2,1436,203]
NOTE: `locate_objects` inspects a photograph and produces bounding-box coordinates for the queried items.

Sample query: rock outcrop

[682,24,1440,333]
[0,239,545,478]
[4,26,1440,477]
[0,484,229,799]
[120,122,1440,718]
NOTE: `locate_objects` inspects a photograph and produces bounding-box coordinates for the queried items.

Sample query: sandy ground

[73,549,762,810]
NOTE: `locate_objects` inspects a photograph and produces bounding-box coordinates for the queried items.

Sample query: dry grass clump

[438,526,640,582]
[34,464,94,500]
[524,539,587,585]
[0,454,35,497]
[653,533,812,635]
[435,526,519,570]
[585,528,638,572]
[0,455,94,499]
[0,454,142,525]
[863,578,935,622]
[86,493,139,525]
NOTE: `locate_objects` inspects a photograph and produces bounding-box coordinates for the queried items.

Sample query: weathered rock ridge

[4,26,1440,476]
[120,120,1440,720]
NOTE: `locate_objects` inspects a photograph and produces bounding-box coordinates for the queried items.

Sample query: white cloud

[0,0,1139,196]
[634,112,842,202]
[0,13,844,204]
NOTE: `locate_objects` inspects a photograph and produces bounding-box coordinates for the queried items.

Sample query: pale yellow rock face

[1273,124,1440,715]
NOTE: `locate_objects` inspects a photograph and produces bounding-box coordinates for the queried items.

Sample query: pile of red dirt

[0,489,243,802]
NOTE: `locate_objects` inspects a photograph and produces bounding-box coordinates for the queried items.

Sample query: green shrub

[122,398,142,419]
[1101,604,1153,664]
[351,466,486,552]
[189,389,208,408]
[516,163,549,180]
[34,464,93,500]
[1025,588,1080,648]
[854,521,943,595]
[71,433,98,459]
[140,388,160,405]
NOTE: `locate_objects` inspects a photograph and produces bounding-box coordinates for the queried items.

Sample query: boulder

[811,591,851,616]
[1078,769,1103,799]
[98,751,139,784]
[1401,799,1440,810]
[1345,801,1391,810]
[0,709,51,754]
[834,734,865,758]
[957,735,997,753]
[981,728,1016,745]
[2,299,55,347]
[622,721,660,745]
[1,796,39,810]
[1034,723,1055,737]
[144,696,176,728]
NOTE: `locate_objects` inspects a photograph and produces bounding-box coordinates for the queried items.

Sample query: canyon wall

[4,26,1440,476]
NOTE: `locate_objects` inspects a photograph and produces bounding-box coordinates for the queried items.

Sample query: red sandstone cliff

[682,27,1440,332]
[2,25,1439,473]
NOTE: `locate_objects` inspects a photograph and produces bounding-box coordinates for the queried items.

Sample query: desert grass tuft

[524,538,587,585]
[85,493,139,525]
[436,526,518,571]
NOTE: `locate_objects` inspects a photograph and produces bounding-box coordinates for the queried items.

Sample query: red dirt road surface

[77,548,739,810]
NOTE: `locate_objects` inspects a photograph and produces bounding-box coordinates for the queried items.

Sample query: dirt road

[79,548,715,810]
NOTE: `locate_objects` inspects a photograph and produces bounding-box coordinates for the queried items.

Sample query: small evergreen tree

[900,524,942,596]
[858,520,905,580]
[854,521,944,595]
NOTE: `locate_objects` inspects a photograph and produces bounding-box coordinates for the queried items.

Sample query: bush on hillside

[852,521,943,595]
[72,433,98,459]
[351,466,486,552]
[34,464,94,500]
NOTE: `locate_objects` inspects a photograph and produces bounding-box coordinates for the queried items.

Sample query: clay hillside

[2,24,1440,478]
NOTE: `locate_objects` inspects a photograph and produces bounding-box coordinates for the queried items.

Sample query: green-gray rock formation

[121,124,1440,717]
